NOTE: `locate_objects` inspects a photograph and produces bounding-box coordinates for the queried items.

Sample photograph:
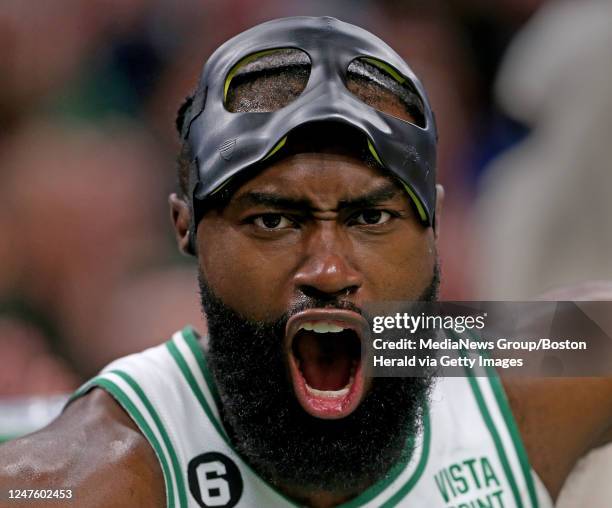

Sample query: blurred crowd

[1,0,610,391]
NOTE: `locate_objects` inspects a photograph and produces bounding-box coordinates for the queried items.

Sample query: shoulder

[503,376,612,500]
[0,388,166,508]
[500,283,612,498]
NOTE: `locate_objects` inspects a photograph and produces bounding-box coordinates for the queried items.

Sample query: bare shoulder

[501,281,612,499]
[503,376,612,500]
[0,388,165,508]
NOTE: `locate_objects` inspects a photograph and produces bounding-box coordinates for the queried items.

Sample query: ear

[434,184,444,240]
[169,193,194,256]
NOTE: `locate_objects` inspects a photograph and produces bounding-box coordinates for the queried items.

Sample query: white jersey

[70,327,553,508]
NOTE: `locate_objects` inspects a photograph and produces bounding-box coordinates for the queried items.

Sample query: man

[1,16,611,508]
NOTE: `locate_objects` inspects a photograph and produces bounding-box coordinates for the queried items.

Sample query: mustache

[198,272,363,331]
[200,258,439,332]
[275,262,440,326]
[287,296,363,319]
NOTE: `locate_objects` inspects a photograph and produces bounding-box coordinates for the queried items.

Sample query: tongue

[295,331,353,391]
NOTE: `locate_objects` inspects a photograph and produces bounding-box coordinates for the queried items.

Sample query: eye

[253,213,294,230]
[351,209,393,226]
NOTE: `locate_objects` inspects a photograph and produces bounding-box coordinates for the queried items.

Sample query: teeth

[299,321,346,333]
[305,376,354,398]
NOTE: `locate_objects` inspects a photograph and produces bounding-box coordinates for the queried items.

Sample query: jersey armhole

[486,374,553,508]
[69,375,185,508]
[458,330,546,508]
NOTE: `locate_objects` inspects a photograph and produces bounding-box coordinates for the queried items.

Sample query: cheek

[197,218,437,316]
[357,229,436,300]
[197,221,299,319]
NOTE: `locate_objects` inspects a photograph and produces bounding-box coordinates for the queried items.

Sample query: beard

[199,264,439,496]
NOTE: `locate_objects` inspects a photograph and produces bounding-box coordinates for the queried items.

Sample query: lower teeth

[305,376,354,398]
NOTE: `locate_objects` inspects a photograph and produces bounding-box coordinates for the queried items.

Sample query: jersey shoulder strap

[69,327,294,508]
[467,349,554,508]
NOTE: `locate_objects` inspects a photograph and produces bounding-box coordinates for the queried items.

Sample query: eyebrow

[233,182,402,212]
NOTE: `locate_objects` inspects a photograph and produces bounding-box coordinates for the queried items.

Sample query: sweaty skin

[195,152,436,322]
[1,154,611,507]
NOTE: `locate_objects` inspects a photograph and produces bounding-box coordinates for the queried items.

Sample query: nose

[293,223,363,300]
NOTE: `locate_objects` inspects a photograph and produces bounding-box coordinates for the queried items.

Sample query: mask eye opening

[224,48,312,113]
[346,56,426,128]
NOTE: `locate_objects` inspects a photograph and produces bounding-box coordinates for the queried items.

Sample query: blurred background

[0,0,610,505]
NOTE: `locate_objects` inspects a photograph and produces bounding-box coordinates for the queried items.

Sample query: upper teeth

[299,321,346,333]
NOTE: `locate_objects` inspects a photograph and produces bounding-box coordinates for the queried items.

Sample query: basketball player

[1,17,611,508]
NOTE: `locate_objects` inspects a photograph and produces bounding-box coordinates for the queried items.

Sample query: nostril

[299,285,360,301]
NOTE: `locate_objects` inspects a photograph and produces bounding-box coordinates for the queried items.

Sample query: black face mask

[183,16,438,232]
[198,264,439,496]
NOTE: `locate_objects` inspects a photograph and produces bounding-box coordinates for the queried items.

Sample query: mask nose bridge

[297,76,391,146]
[299,47,377,129]
[305,39,353,91]
[297,83,373,138]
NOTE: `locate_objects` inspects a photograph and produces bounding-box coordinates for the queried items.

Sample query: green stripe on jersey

[181,327,222,408]
[168,335,302,507]
[69,380,93,402]
[378,408,431,507]
[487,373,539,508]
[85,376,178,508]
[166,339,230,443]
[337,408,430,507]
[465,371,525,508]
[463,330,539,508]
[110,370,188,508]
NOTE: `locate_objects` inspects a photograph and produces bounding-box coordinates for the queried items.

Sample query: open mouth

[285,309,370,419]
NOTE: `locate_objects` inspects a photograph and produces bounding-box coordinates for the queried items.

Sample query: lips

[285,309,370,419]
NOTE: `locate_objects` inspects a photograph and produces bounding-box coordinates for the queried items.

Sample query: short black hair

[175,51,424,199]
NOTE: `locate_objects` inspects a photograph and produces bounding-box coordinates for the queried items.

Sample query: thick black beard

[199,265,439,496]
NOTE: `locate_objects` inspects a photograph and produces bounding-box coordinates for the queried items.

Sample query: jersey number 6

[188,452,244,508]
